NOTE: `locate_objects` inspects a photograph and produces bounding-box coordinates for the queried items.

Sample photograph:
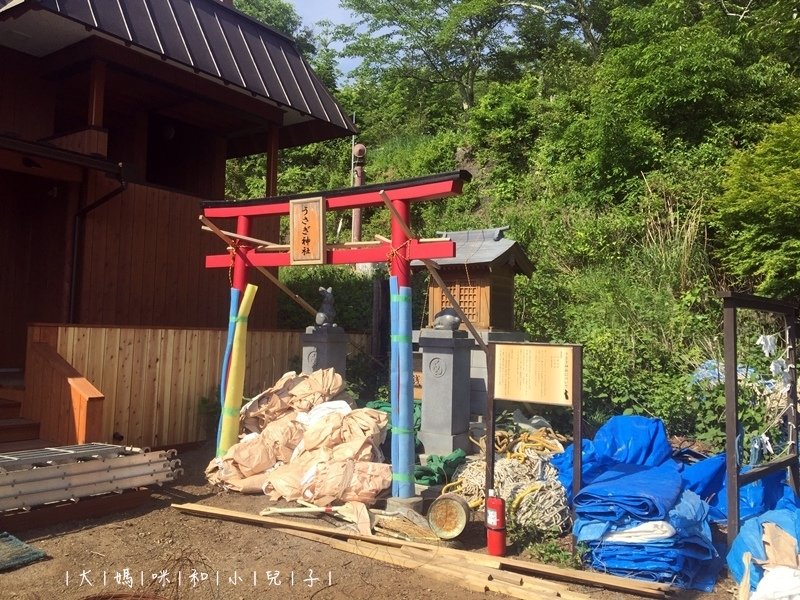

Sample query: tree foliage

[711,114,800,299]
[229,0,800,440]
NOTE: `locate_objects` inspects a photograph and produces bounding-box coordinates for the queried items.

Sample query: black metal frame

[721,291,799,546]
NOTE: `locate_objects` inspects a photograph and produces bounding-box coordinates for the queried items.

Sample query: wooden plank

[127,327,146,446]
[100,327,119,442]
[184,330,210,442]
[171,503,671,598]
[183,329,198,442]
[0,489,152,534]
[129,185,147,325]
[114,328,134,444]
[138,328,157,447]
[299,534,575,600]
[72,327,90,383]
[153,189,172,323]
[168,329,187,446]
[151,328,168,448]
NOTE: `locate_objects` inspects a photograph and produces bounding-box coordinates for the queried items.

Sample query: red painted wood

[203,179,464,218]
[206,239,456,269]
[391,198,411,287]
[232,216,251,292]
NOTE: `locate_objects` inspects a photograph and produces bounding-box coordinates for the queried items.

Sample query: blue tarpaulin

[726,489,800,591]
[574,462,683,522]
[556,416,723,591]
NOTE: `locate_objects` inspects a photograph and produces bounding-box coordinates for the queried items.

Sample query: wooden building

[414,227,534,331]
[0,0,355,448]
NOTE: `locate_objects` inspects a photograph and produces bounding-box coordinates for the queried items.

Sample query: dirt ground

[1,442,739,600]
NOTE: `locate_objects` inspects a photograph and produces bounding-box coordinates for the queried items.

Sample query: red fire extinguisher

[485,489,506,557]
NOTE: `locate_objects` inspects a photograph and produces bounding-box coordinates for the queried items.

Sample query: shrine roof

[412,226,534,276]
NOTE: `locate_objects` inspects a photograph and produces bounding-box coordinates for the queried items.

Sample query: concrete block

[385,495,424,515]
[301,326,348,375]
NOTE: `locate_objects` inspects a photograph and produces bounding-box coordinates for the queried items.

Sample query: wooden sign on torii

[200,171,476,327]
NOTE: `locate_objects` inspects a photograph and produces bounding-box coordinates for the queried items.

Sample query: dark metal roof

[0,0,356,141]
[411,227,534,275]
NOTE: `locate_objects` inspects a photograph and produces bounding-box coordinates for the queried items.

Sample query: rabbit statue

[315,286,336,326]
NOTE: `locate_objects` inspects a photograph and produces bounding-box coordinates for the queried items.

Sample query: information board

[493,343,579,406]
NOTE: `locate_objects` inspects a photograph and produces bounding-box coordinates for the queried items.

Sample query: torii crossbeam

[202,171,472,287]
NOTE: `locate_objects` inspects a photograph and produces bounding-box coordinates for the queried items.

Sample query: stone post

[417,329,473,455]
[301,326,348,376]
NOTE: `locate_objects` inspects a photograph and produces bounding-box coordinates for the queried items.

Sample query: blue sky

[289,1,361,76]
[290,1,354,30]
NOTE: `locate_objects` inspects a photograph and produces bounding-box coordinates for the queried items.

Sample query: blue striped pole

[396,284,415,497]
[389,276,400,496]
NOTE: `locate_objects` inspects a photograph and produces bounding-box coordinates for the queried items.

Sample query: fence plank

[24,326,365,448]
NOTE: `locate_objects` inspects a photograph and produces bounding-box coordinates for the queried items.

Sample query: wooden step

[0,438,51,453]
[0,418,40,443]
[0,398,21,419]
[0,387,24,403]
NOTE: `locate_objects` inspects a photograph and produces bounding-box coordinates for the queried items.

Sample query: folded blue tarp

[577,490,720,591]
[586,538,716,591]
[574,462,683,522]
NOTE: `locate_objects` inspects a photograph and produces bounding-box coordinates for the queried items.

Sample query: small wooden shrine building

[414,227,534,331]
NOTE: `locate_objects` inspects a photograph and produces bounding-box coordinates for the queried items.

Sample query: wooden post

[723,300,739,548]
[266,125,279,197]
[88,61,106,127]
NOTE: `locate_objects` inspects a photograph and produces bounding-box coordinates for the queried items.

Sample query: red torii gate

[202,170,475,501]
[201,171,472,292]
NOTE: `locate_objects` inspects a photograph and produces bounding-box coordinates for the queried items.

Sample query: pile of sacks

[206,368,391,506]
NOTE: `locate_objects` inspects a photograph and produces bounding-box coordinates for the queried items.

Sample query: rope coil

[444,428,571,535]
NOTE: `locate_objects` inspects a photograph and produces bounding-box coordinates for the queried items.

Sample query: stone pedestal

[302,326,348,376]
[417,329,473,455]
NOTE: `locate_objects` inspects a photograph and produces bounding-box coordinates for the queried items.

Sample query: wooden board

[0,489,151,534]
[172,503,672,598]
[494,343,579,406]
[289,196,325,265]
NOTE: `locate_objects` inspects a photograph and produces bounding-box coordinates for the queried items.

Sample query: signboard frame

[289,196,326,265]
[485,342,583,507]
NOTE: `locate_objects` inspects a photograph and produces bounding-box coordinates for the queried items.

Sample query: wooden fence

[27,324,370,448]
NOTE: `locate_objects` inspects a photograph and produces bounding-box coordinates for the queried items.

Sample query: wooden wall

[29,324,370,448]
[0,47,54,140]
[75,173,281,330]
[0,173,72,367]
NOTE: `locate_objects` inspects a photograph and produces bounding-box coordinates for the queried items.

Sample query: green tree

[340,0,517,109]
[711,114,800,300]
[235,0,315,53]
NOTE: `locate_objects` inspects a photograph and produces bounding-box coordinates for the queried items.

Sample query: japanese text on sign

[493,343,578,405]
[289,197,325,265]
